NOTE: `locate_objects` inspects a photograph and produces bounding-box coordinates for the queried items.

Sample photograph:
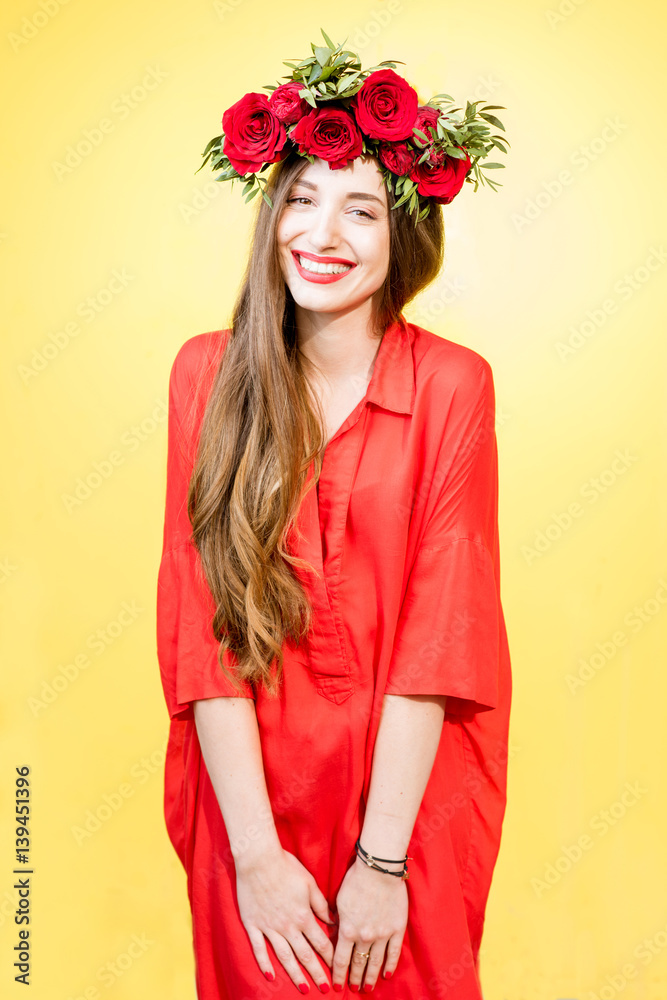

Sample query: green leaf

[201,135,223,157]
[299,88,318,108]
[480,161,505,169]
[261,190,274,209]
[412,128,430,143]
[245,187,260,202]
[314,46,331,67]
[481,105,506,111]
[320,28,336,49]
[479,112,505,131]
[307,63,321,85]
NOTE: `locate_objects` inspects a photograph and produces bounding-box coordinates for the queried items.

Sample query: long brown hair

[188,149,444,696]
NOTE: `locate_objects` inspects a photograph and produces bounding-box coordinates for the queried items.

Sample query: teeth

[298,255,352,275]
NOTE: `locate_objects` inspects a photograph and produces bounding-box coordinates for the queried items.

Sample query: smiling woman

[157,32,511,1000]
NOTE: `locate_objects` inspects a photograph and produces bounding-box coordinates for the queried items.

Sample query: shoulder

[406,321,495,408]
[169,329,230,391]
[168,330,230,414]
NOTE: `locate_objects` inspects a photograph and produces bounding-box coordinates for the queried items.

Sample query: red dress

[156,315,512,999]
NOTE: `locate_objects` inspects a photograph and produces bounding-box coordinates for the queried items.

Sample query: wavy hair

[188,149,445,696]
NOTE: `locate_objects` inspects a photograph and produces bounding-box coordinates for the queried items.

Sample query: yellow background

[2,0,665,997]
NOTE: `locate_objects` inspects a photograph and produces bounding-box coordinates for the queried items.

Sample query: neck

[295,300,384,385]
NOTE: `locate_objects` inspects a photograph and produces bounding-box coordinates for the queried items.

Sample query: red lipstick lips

[291,250,357,284]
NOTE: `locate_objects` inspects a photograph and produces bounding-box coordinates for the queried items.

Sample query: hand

[332,856,408,992]
[235,846,335,993]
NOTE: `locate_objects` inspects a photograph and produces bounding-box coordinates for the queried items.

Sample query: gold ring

[354,950,371,960]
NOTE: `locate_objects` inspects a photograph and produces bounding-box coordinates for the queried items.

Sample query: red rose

[268,82,309,125]
[409,147,472,205]
[413,105,440,146]
[377,140,416,176]
[289,107,363,170]
[351,69,419,141]
[222,92,287,175]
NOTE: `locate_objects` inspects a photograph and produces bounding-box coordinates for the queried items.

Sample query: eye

[350,208,375,220]
[286,196,312,206]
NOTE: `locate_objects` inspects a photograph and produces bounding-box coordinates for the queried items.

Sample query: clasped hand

[236,847,407,993]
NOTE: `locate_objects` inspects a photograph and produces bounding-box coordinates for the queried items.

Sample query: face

[276,156,391,326]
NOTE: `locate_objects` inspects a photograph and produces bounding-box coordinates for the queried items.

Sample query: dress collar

[365,314,415,415]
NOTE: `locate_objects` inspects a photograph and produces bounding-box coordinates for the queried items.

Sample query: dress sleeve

[384,355,503,714]
[156,336,255,723]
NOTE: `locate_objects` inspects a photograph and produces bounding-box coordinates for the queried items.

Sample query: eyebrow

[291,178,385,206]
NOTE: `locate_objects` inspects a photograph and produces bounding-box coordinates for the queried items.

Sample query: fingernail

[264,971,275,981]
[333,986,343,993]
[298,985,310,994]
[364,986,374,993]
[318,985,330,994]
[384,970,393,980]
[349,987,359,994]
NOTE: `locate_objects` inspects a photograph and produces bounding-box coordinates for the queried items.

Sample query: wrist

[354,836,410,877]
[354,853,406,877]
[357,825,411,864]
[231,827,283,875]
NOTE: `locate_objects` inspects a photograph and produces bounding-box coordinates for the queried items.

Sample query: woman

[157,38,511,999]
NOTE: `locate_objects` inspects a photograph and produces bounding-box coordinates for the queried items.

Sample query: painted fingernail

[333,986,344,993]
[318,985,330,994]
[264,971,275,981]
[298,985,310,994]
[364,986,374,993]
[349,987,359,994]
[384,970,393,980]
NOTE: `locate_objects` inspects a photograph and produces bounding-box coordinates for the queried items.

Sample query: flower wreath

[197,29,509,223]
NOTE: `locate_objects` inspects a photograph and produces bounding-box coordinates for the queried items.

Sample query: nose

[307,204,340,252]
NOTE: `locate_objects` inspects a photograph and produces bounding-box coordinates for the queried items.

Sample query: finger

[360,939,389,991]
[265,929,313,994]
[331,929,355,992]
[303,917,335,968]
[380,931,403,981]
[348,938,374,991]
[309,881,335,925]
[245,925,276,983]
[286,929,333,994]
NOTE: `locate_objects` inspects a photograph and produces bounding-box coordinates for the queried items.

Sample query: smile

[291,250,356,284]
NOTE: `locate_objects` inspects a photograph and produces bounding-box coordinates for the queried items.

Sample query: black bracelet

[354,838,411,879]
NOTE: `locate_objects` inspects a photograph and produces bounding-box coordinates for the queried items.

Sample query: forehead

[291,156,386,199]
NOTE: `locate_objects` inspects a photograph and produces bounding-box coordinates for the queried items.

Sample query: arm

[194,696,282,868]
[193,697,335,991]
[360,693,447,863]
[331,693,446,991]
